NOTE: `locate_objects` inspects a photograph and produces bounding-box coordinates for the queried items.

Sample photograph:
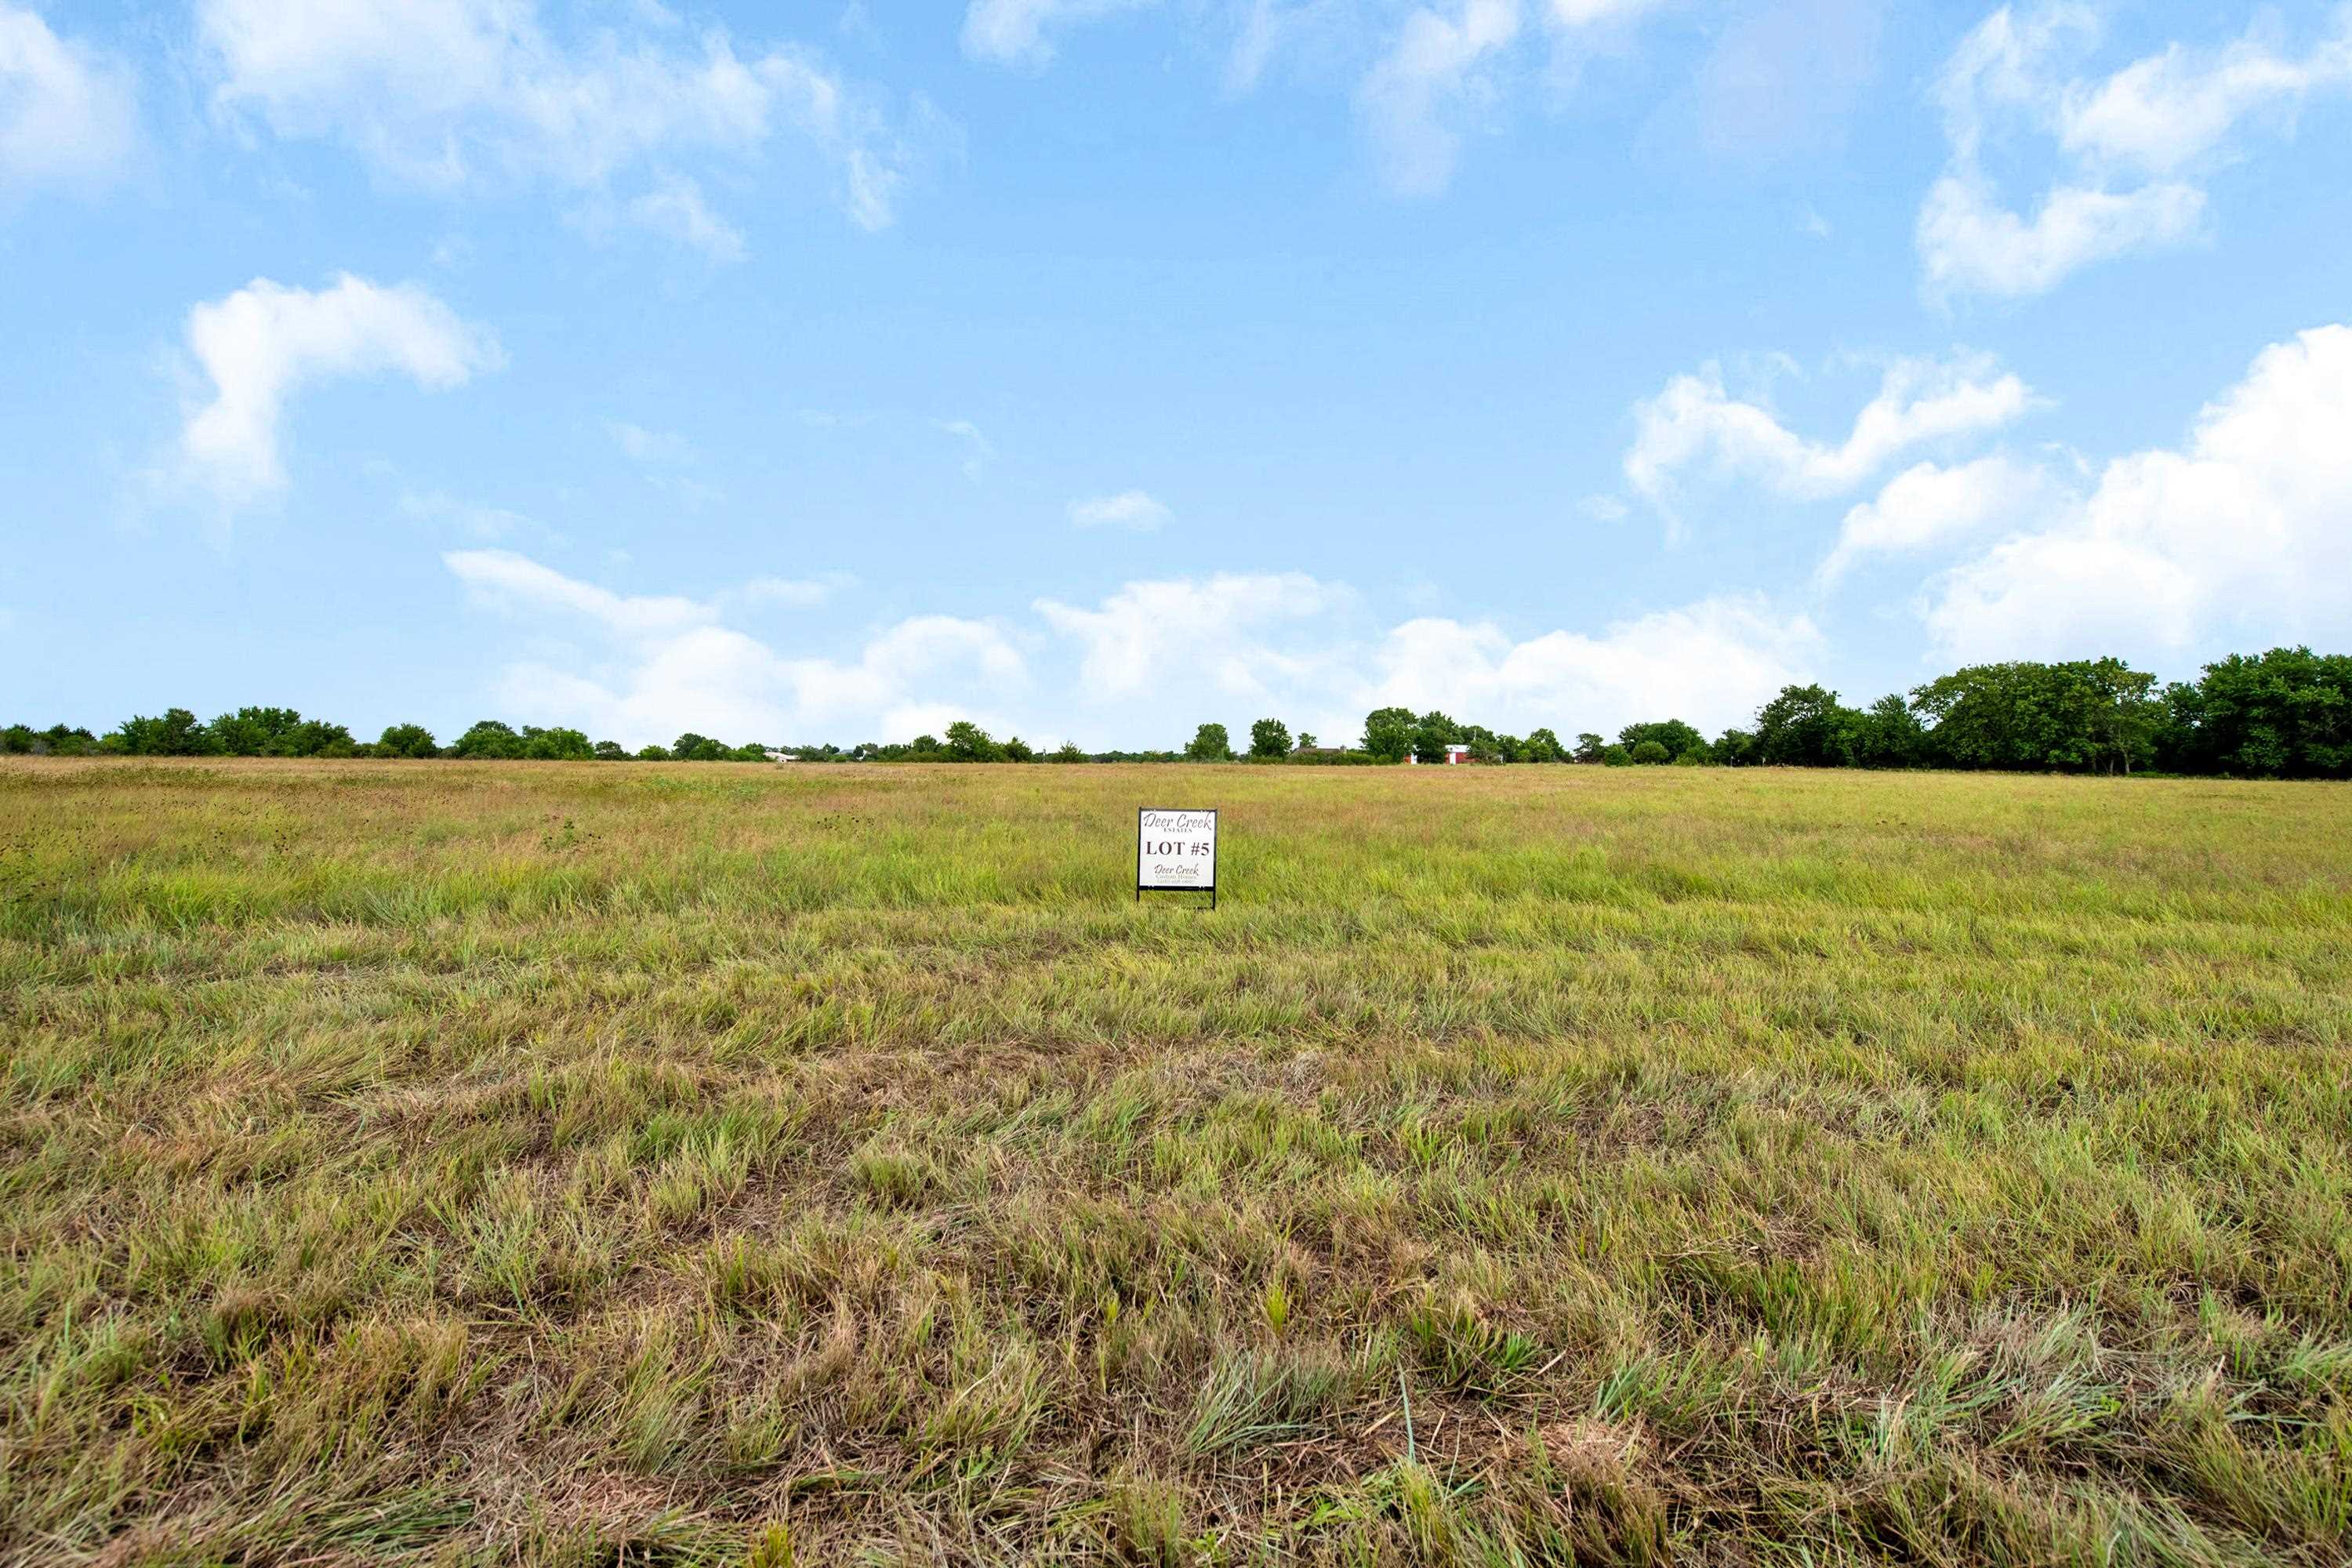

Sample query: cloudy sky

[6,0,2349,750]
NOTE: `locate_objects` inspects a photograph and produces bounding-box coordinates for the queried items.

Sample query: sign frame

[1135,807,1218,909]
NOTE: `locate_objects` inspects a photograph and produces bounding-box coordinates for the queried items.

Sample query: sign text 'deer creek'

[1136,808,1218,905]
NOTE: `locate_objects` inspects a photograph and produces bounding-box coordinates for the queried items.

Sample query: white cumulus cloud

[447,550,1024,748]
[1038,571,1820,745]
[448,548,711,637]
[626,175,748,263]
[1626,352,2038,521]
[1919,5,2352,299]
[0,1,137,197]
[733,573,855,609]
[964,0,1668,194]
[606,419,694,465]
[1069,489,1171,531]
[197,0,931,249]
[1925,322,2352,662]
[179,274,503,505]
[1357,0,1523,196]
[961,0,1159,67]
[448,552,1830,752]
[1818,452,2060,587]
[1916,172,2205,300]
[1549,0,1662,20]
[1039,572,1356,705]
[935,418,996,479]
[1364,595,1822,739]
[2060,12,2352,174]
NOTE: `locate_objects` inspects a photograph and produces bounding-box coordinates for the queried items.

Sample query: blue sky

[5,0,2349,750]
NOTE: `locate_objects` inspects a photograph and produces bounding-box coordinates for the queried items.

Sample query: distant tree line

[1316,651,2344,778]
[1167,649,2350,777]
[7,648,2347,779]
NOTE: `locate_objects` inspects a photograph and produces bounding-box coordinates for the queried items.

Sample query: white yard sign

[1137,808,1218,904]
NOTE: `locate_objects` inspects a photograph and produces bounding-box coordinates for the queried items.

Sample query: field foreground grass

[3,759,2350,1566]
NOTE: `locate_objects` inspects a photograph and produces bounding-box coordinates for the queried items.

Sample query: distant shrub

[110,708,216,756]
[452,720,524,760]
[520,728,593,760]
[945,720,1004,762]
[1186,723,1233,761]
[1617,719,1706,760]
[376,723,439,758]
[1235,749,1381,765]
[1631,740,1671,765]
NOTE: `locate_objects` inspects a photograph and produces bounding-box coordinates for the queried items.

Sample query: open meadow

[3,758,2350,1566]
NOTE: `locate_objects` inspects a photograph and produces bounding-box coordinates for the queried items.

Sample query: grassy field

[3,759,2350,1566]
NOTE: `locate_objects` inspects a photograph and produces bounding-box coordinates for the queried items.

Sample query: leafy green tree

[305,722,356,757]
[908,734,943,758]
[1295,731,1318,750]
[1360,706,1416,762]
[1617,718,1708,761]
[1458,723,1508,763]
[2159,648,2351,778]
[375,723,438,758]
[1185,723,1232,761]
[520,726,594,760]
[669,732,729,761]
[944,720,1004,761]
[1409,710,1461,764]
[38,725,96,756]
[1002,735,1036,763]
[452,720,524,760]
[636,745,672,760]
[1602,744,1632,767]
[1249,717,1291,758]
[592,740,629,760]
[1910,659,2160,774]
[1573,732,1606,764]
[1629,739,1671,764]
[0,724,34,754]
[1051,741,1087,763]
[209,706,306,756]
[111,708,215,756]
[2078,659,2161,775]
[1713,728,1759,766]
[1751,684,1863,767]
[1521,728,1566,762]
[1849,694,1929,769]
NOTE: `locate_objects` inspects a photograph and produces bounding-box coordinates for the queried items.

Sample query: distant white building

[1405,745,1475,766]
